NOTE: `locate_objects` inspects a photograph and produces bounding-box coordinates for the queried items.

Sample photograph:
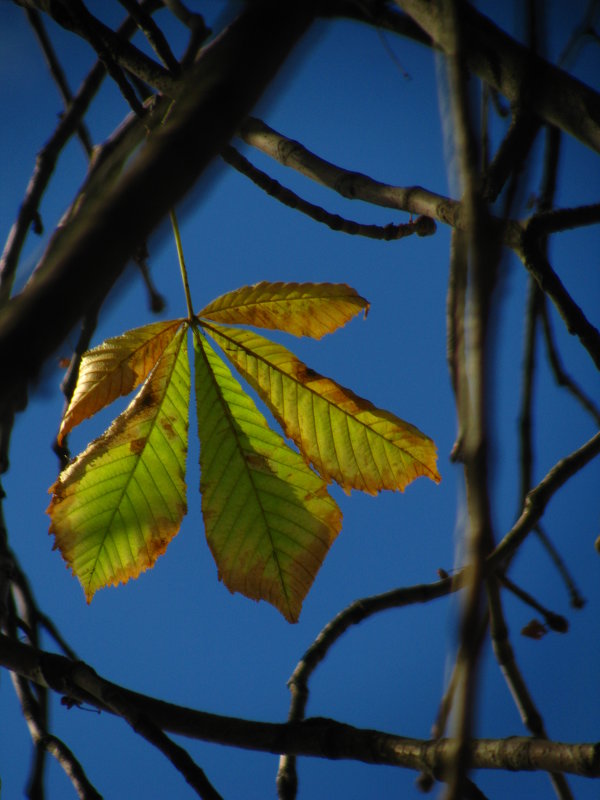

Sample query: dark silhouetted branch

[0,2,317,409]
[1,634,600,778]
[393,0,600,153]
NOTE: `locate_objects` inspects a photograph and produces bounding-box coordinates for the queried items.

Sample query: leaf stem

[170,209,194,320]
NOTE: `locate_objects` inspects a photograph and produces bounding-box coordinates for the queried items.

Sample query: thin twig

[496,573,568,632]
[540,299,600,425]
[276,578,455,799]
[241,118,470,230]
[483,112,541,202]
[223,145,435,240]
[11,671,102,800]
[526,202,600,236]
[66,0,146,117]
[100,685,222,800]
[486,577,574,799]
[490,430,600,568]
[518,278,542,504]
[25,8,93,157]
[117,0,181,75]
[517,233,600,370]
[416,613,489,794]
[533,524,585,609]
[20,0,176,95]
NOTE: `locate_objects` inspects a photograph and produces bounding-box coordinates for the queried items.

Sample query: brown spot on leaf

[129,437,146,454]
[245,452,274,473]
[161,418,175,438]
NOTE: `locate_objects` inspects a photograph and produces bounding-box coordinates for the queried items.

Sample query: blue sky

[1,2,599,798]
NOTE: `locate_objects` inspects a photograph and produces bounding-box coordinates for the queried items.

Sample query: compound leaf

[48,325,190,600]
[197,281,368,339]
[203,323,440,495]
[194,329,341,622]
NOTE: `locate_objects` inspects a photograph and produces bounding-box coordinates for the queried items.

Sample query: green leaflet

[48,326,190,600]
[193,329,341,622]
[202,323,441,494]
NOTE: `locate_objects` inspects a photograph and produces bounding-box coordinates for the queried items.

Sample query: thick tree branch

[1,634,599,778]
[0,2,317,408]
[0,0,162,306]
[393,0,600,153]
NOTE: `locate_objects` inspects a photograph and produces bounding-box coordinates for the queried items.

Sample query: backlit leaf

[58,319,185,445]
[203,323,440,494]
[48,325,190,600]
[194,329,341,622]
[197,281,369,339]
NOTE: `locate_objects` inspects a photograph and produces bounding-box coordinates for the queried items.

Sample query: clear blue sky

[1,2,599,798]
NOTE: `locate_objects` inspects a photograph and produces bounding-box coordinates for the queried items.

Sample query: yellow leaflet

[203,323,441,495]
[58,319,185,445]
[194,330,341,622]
[197,281,369,339]
[48,325,190,600]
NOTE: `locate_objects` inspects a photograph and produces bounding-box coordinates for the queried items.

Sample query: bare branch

[0,2,317,409]
[533,524,586,610]
[393,0,600,153]
[436,0,498,794]
[0,0,162,305]
[486,578,574,799]
[490,431,600,568]
[540,299,600,425]
[526,202,600,236]
[11,671,102,800]
[241,117,466,228]
[14,0,176,95]
[1,634,600,778]
[116,0,181,76]
[277,577,455,798]
[222,145,435,241]
[496,573,568,633]
[96,683,223,800]
[516,233,600,371]
[25,7,93,157]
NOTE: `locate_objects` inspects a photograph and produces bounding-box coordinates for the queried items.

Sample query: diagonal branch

[0,0,163,306]
[11,670,102,800]
[222,145,435,241]
[14,0,176,95]
[393,0,600,153]
[0,2,317,409]
[25,7,93,157]
[490,430,600,568]
[516,232,600,370]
